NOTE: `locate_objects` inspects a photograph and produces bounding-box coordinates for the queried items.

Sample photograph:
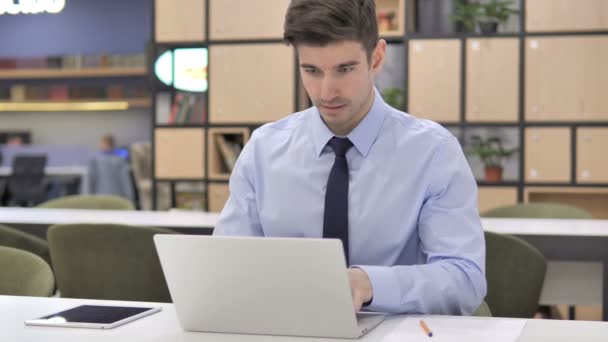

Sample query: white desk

[2,296,607,342]
[0,207,218,232]
[482,218,608,237]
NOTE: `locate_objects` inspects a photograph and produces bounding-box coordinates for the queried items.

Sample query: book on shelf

[25,86,48,100]
[15,58,46,69]
[106,85,124,99]
[0,59,17,70]
[0,88,10,99]
[48,85,69,101]
[215,135,243,172]
[10,84,26,101]
[168,92,206,124]
[46,56,63,69]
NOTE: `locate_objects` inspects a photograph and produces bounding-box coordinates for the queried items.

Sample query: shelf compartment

[208,127,250,180]
[208,182,230,213]
[408,39,461,123]
[524,127,571,183]
[154,128,205,180]
[466,38,519,123]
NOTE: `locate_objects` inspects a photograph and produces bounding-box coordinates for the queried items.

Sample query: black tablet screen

[38,305,154,324]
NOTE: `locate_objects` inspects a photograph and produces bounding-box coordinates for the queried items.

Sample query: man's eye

[304,68,317,74]
[339,67,354,73]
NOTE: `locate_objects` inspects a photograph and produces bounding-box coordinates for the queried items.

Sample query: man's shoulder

[384,108,454,147]
[248,108,312,143]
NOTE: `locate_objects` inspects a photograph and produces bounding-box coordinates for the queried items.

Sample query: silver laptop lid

[154,235,365,338]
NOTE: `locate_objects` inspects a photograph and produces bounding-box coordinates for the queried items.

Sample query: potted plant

[380,87,405,110]
[449,1,482,33]
[449,0,519,34]
[467,135,517,182]
[478,0,519,33]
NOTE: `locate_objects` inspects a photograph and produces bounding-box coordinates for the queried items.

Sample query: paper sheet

[380,316,527,342]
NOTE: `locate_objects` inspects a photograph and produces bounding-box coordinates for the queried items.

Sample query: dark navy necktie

[323,137,353,265]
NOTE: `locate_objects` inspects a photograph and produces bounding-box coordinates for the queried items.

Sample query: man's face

[298,40,385,136]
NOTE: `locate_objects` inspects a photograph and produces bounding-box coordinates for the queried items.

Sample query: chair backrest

[484,231,547,318]
[0,224,51,266]
[472,300,492,317]
[37,194,135,210]
[481,202,592,219]
[48,223,177,302]
[0,246,54,297]
[8,154,47,203]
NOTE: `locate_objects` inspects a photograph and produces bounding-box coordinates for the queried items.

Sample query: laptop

[154,235,385,338]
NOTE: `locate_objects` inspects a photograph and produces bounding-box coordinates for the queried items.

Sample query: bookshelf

[150,0,608,220]
[0,56,149,112]
[0,98,149,112]
[0,67,146,80]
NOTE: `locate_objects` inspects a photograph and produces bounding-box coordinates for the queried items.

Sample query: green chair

[48,223,176,302]
[481,202,592,219]
[0,246,54,297]
[484,231,547,318]
[0,224,51,266]
[473,300,492,317]
[37,194,135,210]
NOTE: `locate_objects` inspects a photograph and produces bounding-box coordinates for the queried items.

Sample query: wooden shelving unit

[0,98,150,111]
[0,67,146,80]
[150,0,608,218]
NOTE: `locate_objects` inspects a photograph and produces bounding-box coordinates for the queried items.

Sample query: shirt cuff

[353,265,403,312]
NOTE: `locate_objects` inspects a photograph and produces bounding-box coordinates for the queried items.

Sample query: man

[88,134,134,203]
[213,0,486,315]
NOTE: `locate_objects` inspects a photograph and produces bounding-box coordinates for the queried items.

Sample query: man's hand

[348,267,373,312]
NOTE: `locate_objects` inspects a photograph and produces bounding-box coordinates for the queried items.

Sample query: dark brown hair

[283,0,379,61]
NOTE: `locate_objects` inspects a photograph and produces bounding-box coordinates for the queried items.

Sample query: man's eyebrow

[300,61,360,69]
[336,61,360,68]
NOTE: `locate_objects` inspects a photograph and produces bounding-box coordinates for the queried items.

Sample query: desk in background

[0,166,89,194]
[483,218,608,321]
[2,296,607,342]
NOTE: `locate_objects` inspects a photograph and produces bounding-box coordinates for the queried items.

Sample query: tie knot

[328,137,352,157]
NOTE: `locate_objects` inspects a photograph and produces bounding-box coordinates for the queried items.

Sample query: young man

[213,0,486,315]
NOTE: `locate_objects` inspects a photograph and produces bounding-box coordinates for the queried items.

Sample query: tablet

[24,305,162,329]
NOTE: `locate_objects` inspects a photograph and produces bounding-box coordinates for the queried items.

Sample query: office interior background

[1,0,608,325]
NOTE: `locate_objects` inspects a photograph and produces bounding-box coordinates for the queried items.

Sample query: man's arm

[213,136,263,237]
[356,135,487,315]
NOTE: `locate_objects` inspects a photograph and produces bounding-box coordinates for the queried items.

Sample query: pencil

[419,320,433,337]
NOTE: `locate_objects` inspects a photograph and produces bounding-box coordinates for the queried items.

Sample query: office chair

[0,224,51,266]
[473,300,492,317]
[7,155,48,207]
[0,246,54,297]
[48,223,178,302]
[38,194,135,210]
[481,202,592,319]
[484,231,547,318]
[0,178,6,206]
[481,202,592,219]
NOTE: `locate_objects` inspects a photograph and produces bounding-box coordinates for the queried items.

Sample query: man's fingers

[352,290,363,312]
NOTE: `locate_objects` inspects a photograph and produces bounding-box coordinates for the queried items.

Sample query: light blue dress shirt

[213,89,487,315]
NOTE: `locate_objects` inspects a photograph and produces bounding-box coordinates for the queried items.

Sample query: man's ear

[371,39,387,73]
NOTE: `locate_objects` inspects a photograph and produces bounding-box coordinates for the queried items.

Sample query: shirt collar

[311,87,388,158]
